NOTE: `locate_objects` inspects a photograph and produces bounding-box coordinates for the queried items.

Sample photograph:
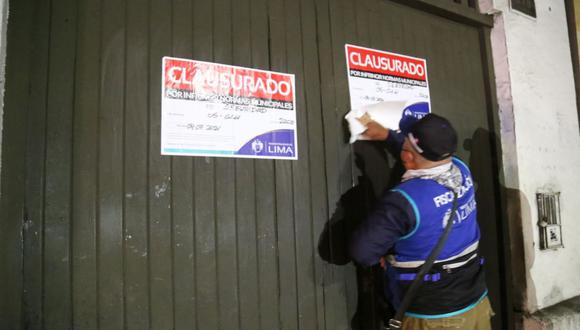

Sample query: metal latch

[537,192,563,250]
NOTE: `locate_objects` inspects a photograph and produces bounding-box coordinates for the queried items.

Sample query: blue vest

[392,157,479,263]
[385,157,487,317]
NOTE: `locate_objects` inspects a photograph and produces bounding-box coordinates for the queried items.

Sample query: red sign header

[346,45,427,81]
[164,58,295,102]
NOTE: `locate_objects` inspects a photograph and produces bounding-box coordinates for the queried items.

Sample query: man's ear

[401,150,414,164]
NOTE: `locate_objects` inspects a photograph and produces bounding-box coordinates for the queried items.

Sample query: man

[350,114,492,329]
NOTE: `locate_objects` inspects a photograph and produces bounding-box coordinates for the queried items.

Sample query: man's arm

[361,120,404,157]
[349,191,416,267]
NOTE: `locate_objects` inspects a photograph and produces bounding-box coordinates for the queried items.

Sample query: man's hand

[359,119,390,141]
[379,256,387,270]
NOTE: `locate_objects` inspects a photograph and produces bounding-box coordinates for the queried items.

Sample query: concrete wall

[488,0,580,313]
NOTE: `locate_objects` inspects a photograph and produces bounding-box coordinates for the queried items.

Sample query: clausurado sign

[344,44,431,138]
[161,57,298,160]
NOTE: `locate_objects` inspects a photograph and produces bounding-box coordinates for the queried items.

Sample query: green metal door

[0,0,508,329]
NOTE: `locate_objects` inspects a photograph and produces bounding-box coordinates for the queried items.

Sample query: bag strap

[385,190,458,330]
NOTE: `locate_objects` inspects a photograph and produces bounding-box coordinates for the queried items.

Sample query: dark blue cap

[407,113,458,161]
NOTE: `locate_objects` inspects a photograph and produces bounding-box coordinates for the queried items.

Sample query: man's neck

[416,157,452,170]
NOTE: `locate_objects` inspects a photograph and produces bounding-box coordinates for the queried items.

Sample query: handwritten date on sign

[185,123,221,131]
[207,112,241,120]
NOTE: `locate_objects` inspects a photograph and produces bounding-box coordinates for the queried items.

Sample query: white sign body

[344,44,431,142]
[161,57,298,160]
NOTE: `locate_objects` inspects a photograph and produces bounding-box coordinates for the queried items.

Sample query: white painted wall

[0,0,7,183]
[489,0,580,313]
